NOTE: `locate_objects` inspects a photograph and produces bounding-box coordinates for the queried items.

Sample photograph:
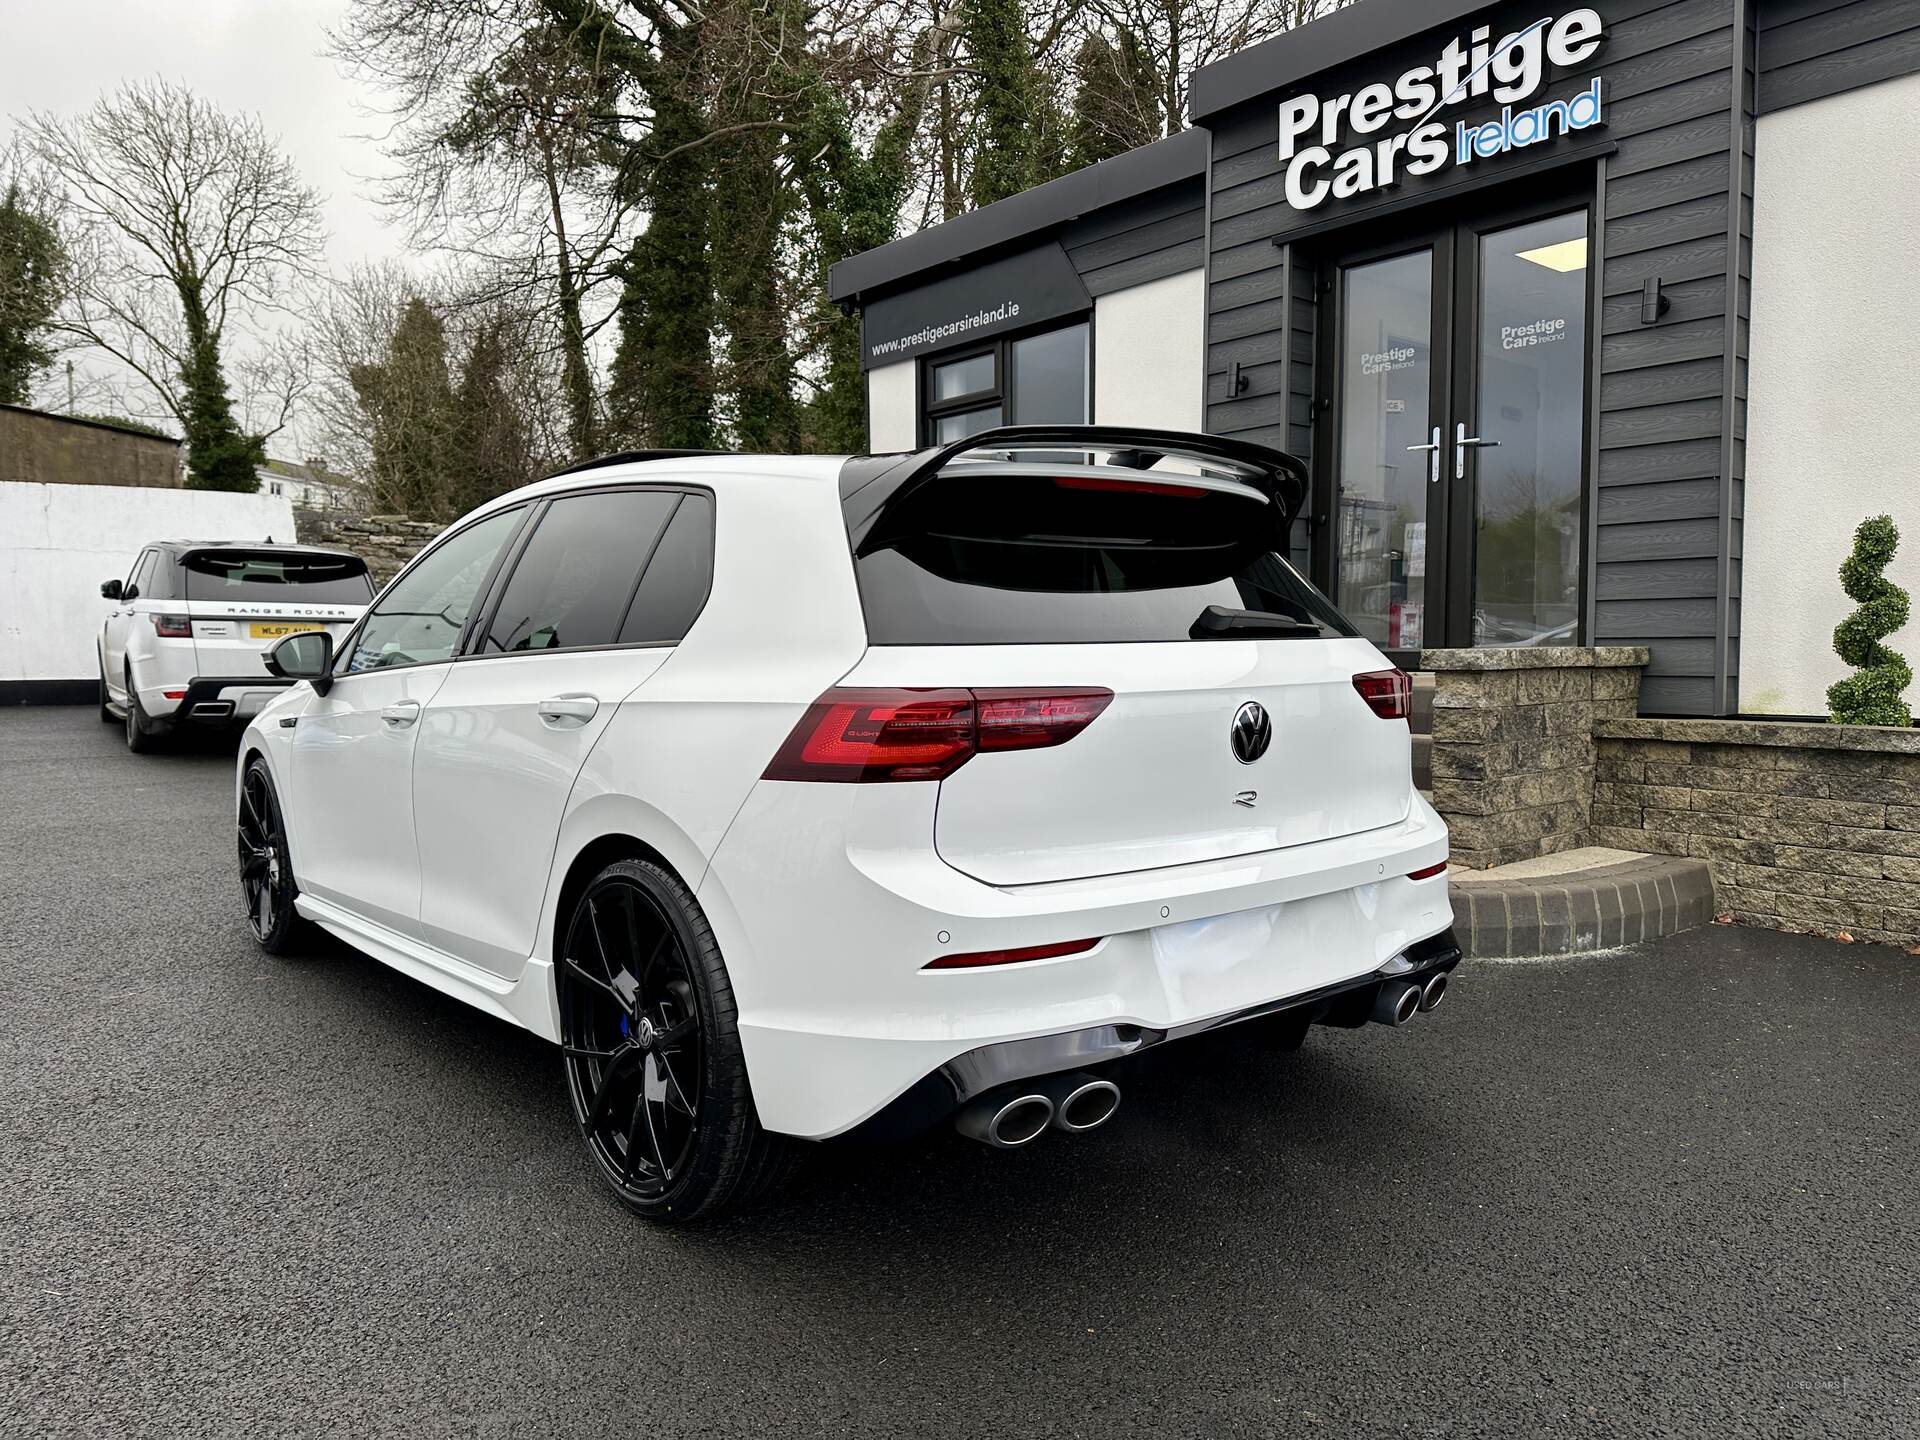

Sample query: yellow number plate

[250,622,324,640]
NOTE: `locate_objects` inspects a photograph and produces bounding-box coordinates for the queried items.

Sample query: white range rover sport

[237,427,1458,1221]
[100,541,374,752]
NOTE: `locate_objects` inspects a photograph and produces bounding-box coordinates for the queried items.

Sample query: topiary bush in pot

[1827,514,1912,727]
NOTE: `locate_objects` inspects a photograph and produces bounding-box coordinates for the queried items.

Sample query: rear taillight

[924,938,1102,970]
[153,614,192,638]
[1053,475,1209,499]
[1353,668,1411,720]
[762,687,1113,783]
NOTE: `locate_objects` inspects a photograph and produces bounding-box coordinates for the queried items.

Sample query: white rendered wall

[0,482,297,682]
[1744,73,1920,716]
[866,359,918,451]
[1094,269,1205,431]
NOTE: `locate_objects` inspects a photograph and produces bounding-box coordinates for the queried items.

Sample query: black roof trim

[1190,0,1497,122]
[827,129,1207,305]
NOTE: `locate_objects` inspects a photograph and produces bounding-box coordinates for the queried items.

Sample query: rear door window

[183,550,374,603]
[477,489,679,654]
[617,493,714,645]
[853,470,1355,645]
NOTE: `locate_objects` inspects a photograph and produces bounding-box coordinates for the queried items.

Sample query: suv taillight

[153,614,192,638]
[1353,668,1411,720]
[763,687,1113,783]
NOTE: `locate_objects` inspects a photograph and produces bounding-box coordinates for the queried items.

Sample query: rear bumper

[163,676,295,725]
[699,780,1454,1140]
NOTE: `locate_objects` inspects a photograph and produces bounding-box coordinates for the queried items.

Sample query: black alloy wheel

[238,758,304,954]
[557,859,799,1222]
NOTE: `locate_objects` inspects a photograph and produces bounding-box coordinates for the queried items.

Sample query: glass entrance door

[1331,248,1444,656]
[1321,202,1591,655]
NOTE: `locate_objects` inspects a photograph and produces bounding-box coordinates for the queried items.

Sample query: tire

[238,757,309,955]
[556,858,801,1223]
[123,670,162,753]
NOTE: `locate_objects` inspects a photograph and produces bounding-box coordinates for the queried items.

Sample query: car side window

[618,494,715,645]
[477,489,677,654]
[339,508,522,675]
[125,551,151,599]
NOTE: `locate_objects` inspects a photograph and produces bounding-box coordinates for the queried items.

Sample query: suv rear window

[852,470,1355,645]
[183,550,374,603]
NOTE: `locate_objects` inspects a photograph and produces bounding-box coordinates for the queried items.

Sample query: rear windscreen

[853,472,1357,645]
[183,551,375,603]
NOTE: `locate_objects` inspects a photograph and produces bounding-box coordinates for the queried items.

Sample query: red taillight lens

[973,689,1113,751]
[763,686,1114,783]
[153,614,192,638]
[1353,668,1411,720]
[162,689,187,701]
[924,938,1101,970]
[1407,861,1448,881]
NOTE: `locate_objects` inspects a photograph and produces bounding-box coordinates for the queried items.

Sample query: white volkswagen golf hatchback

[238,427,1457,1221]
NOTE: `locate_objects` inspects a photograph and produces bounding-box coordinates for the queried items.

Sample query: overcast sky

[2,0,401,269]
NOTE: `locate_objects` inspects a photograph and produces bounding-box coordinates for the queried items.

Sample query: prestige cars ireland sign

[1278,9,1606,211]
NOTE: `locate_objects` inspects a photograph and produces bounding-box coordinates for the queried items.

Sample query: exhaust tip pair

[1372,972,1449,1026]
[955,1072,1121,1149]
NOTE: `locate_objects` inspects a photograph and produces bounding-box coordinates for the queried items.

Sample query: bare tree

[24,79,325,488]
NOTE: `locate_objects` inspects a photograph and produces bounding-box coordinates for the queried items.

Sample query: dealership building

[829,0,1920,718]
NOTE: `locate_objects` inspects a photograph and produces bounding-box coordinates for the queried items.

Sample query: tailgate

[843,639,1410,886]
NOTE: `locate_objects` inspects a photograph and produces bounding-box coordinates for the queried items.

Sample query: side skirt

[294,894,562,1043]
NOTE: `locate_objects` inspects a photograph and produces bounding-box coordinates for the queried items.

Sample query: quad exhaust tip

[1372,978,1422,1027]
[955,1071,1122,1147]
[955,1091,1055,1149]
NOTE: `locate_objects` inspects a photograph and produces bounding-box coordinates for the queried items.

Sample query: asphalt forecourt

[1,705,1912,1438]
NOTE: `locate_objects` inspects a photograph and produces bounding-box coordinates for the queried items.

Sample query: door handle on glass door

[1407,427,1443,485]
[1455,422,1500,480]
[537,694,599,726]
[380,700,421,727]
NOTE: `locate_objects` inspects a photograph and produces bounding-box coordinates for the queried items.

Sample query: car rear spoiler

[838,425,1311,552]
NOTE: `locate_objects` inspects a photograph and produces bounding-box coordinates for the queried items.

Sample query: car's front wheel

[556,858,800,1223]
[239,758,306,954]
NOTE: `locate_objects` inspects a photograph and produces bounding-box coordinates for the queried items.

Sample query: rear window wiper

[1190,605,1326,639]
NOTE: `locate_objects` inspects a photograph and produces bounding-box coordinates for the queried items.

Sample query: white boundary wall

[1744,74,1920,716]
[0,482,297,684]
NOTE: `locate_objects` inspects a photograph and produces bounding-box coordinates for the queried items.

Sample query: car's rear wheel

[557,858,800,1223]
[239,758,306,954]
[123,669,161,753]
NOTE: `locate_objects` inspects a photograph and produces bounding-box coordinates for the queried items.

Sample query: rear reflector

[1053,474,1209,499]
[162,689,187,701]
[1407,862,1448,881]
[924,938,1102,970]
[153,614,193,638]
[763,687,1112,783]
[1353,668,1412,720]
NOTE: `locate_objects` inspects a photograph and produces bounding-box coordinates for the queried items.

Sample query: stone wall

[1594,718,1920,947]
[292,507,443,586]
[1424,647,1650,869]
[0,405,181,489]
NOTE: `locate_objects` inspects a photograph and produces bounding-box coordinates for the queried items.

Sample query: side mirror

[265,629,335,695]
[100,579,123,600]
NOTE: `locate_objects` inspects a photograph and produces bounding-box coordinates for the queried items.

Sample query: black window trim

[918,316,1093,446]
[327,502,537,681]
[457,480,717,663]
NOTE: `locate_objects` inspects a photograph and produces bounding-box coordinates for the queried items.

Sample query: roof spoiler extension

[839,425,1311,552]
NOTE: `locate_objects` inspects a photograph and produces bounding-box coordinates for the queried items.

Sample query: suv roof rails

[839,424,1310,548]
[546,449,734,480]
